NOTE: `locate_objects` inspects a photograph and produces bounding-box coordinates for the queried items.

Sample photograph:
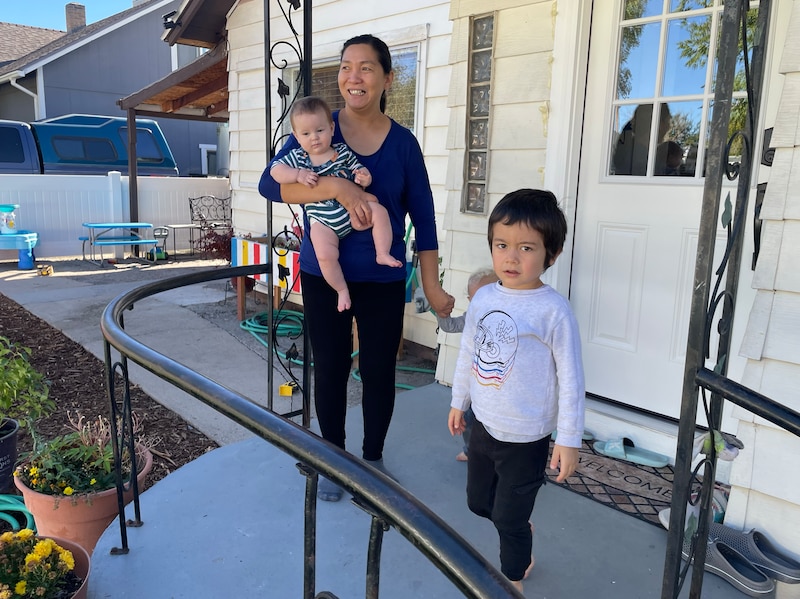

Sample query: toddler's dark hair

[289,96,333,129]
[487,189,567,270]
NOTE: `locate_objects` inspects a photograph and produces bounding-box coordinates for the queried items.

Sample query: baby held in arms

[271,96,402,312]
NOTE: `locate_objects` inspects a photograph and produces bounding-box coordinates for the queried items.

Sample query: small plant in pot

[0,336,55,492]
[14,412,153,554]
[0,527,90,599]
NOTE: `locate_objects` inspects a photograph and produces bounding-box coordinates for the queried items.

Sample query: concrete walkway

[0,257,740,598]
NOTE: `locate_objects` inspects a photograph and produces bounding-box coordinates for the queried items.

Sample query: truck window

[52,137,117,162]
[0,127,26,163]
[120,127,164,163]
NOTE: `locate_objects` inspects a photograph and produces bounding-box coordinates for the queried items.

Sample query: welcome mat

[545,439,674,527]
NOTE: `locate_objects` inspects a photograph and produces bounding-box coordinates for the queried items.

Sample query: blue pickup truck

[0,114,178,176]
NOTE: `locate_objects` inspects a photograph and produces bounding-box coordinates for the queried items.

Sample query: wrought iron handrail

[661,1,800,597]
[99,263,519,598]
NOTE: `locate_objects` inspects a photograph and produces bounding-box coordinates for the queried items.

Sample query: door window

[609,0,757,179]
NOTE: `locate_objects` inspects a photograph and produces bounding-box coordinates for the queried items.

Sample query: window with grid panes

[609,0,758,179]
[288,46,419,134]
[462,14,494,215]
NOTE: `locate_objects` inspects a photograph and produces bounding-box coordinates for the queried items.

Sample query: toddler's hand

[550,444,579,483]
[448,408,466,436]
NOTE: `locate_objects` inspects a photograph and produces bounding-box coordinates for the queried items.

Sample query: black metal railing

[100,263,520,598]
[661,1,800,597]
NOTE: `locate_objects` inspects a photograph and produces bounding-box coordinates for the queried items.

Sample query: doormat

[545,439,674,528]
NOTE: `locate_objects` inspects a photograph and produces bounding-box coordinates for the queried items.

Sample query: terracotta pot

[46,535,91,599]
[14,446,152,555]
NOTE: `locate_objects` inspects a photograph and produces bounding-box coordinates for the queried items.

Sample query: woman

[259,34,454,501]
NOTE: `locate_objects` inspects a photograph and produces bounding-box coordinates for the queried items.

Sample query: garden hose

[0,494,36,531]
[243,221,435,386]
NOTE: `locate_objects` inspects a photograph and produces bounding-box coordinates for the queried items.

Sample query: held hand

[448,408,466,436]
[354,168,372,188]
[296,169,319,188]
[426,284,455,318]
[550,444,579,483]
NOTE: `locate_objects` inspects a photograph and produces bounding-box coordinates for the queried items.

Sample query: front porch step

[584,397,733,484]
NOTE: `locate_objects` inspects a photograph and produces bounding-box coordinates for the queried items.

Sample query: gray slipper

[709,523,800,584]
[317,477,343,502]
[683,538,775,597]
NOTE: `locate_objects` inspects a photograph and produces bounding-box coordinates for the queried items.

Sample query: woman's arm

[418,249,455,317]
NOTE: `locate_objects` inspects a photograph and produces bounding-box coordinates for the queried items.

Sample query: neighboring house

[128,0,800,576]
[0,0,220,176]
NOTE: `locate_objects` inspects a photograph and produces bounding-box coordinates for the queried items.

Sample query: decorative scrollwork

[268,1,306,158]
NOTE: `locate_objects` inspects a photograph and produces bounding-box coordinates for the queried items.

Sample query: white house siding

[226,0,453,350]
[727,1,800,589]
[437,0,557,384]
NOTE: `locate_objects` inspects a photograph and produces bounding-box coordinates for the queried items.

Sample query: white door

[571,1,753,419]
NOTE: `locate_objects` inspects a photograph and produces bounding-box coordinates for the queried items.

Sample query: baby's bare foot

[337,290,351,312]
[376,253,403,268]
[509,578,524,593]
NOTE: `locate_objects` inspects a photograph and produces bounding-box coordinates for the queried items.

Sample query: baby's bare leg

[369,202,403,267]
[310,221,351,312]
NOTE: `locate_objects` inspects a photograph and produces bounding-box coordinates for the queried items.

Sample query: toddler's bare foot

[455,451,468,462]
[337,290,351,312]
[509,578,524,593]
[376,253,403,268]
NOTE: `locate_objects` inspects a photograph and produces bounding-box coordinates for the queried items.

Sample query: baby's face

[292,110,335,156]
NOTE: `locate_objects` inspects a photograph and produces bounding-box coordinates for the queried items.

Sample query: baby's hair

[289,96,333,129]
[467,267,498,297]
[488,189,567,271]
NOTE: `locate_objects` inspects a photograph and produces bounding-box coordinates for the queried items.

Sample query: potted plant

[0,528,90,599]
[0,336,55,492]
[13,413,153,555]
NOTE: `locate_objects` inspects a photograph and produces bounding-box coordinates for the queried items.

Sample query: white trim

[543,1,593,297]
[199,143,217,176]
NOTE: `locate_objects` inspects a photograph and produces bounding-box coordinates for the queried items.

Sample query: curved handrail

[100,263,518,598]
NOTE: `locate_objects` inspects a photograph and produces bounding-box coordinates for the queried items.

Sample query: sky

[2,1,136,30]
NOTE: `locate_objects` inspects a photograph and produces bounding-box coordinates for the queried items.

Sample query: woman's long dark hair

[341,34,392,113]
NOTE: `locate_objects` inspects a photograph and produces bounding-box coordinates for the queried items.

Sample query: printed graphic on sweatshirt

[471,310,518,388]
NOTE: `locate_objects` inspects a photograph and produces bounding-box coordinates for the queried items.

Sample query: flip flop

[593,437,671,468]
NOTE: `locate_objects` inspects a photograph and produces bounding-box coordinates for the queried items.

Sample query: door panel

[572,0,740,419]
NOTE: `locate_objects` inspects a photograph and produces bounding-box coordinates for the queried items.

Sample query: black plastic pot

[0,418,20,493]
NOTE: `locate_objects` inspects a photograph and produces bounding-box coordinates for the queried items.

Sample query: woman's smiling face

[338,43,393,112]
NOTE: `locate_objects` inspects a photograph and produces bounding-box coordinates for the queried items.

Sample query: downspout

[6,72,40,120]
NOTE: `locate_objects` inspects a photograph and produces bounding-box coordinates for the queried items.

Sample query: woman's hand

[417,250,455,317]
[425,284,455,317]
[334,180,375,230]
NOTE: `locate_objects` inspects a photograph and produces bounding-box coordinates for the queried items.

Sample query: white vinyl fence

[0,172,230,260]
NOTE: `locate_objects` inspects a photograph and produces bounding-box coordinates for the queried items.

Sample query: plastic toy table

[0,230,38,270]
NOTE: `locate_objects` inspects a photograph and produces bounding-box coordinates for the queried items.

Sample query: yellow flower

[0,531,13,543]
[17,528,34,540]
[58,548,75,571]
[14,581,26,595]
[90,478,97,485]
[28,466,38,477]
[63,486,74,496]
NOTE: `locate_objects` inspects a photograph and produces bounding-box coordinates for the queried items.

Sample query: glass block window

[610,0,758,179]
[462,14,494,215]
